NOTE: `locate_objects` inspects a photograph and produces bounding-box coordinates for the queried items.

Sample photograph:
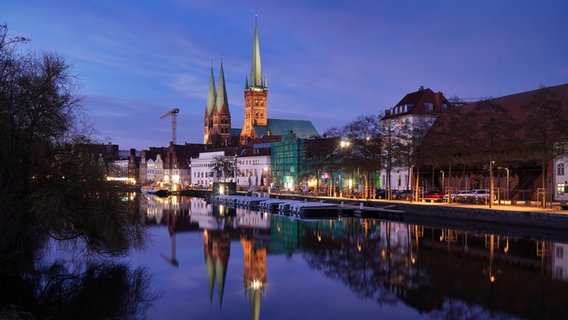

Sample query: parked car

[393,189,413,200]
[423,190,445,201]
[460,189,495,203]
[375,188,386,199]
[443,190,467,202]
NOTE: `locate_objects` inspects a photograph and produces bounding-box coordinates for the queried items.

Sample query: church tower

[204,63,232,146]
[204,66,216,144]
[240,17,268,145]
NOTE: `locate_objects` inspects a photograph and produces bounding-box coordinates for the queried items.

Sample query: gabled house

[161,143,207,190]
[379,86,450,195]
[236,135,281,191]
[419,83,568,204]
[139,147,167,185]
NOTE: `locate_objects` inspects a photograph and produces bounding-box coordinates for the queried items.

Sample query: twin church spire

[204,62,231,146]
[203,17,268,146]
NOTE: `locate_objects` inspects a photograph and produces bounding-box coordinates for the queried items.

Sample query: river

[41,194,568,319]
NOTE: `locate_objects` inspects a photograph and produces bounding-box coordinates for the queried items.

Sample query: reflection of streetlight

[263,167,268,193]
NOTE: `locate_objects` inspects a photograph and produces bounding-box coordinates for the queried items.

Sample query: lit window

[558,183,567,195]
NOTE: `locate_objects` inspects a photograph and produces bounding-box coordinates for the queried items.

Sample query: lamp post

[489,161,495,208]
[440,170,445,192]
[498,166,509,203]
[340,140,350,197]
[408,165,414,190]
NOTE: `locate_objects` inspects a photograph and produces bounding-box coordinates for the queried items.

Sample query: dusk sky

[4,0,568,150]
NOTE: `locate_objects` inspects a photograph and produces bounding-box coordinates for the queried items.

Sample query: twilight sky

[4,0,568,150]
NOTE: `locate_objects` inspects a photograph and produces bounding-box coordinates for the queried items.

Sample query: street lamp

[498,166,509,203]
[489,161,495,208]
[340,140,351,196]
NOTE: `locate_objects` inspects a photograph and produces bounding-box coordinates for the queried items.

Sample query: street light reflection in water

[40,195,568,319]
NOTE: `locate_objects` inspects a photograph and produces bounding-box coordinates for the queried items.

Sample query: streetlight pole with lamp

[440,170,445,202]
[498,166,509,203]
[489,161,495,208]
[340,140,350,197]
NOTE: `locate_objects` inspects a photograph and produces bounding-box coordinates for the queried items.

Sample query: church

[203,18,319,147]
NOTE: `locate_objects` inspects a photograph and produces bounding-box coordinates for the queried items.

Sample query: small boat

[141,185,170,197]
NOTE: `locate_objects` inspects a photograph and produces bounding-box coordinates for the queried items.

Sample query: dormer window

[424,103,434,111]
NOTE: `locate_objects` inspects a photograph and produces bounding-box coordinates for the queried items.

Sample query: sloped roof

[231,128,242,136]
[144,147,167,161]
[381,87,449,120]
[420,83,568,163]
[253,118,319,139]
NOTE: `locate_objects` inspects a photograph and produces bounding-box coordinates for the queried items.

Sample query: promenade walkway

[297,193,568,215]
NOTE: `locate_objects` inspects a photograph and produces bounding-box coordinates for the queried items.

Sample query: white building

[146,154,164,184]
[552,243,568,281]
[191,151,233,188]
[234,136,278,191]
[553,146,568,202]
[379,87,449,193]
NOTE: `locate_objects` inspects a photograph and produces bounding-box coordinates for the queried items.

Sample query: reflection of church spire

[205,230,215,303]
[203,229,231,308]
[241,235,267,320]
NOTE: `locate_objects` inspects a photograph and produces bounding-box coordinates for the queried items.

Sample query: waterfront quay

[187,187,568,239]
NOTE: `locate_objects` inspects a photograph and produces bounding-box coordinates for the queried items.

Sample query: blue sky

[4,0,568,150]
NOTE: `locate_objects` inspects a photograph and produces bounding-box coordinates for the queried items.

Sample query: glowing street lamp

[498,166,509,202]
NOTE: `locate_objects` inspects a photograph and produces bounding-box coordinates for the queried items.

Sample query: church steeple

[241,17,268,145]
[249,16,264,89]
[206,67,216,116]
[204,66,216,144]
[216,62,229,114]
[204,62,232,146]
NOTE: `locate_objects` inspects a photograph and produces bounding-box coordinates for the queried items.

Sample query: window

[558,163,565,176]
[558,183,566,195]
[424,103,434,111]
[556,246,564,259]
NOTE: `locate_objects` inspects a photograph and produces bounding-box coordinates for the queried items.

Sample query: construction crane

[160,108,180,144]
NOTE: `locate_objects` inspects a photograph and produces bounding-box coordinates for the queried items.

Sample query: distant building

[163,143,208,190]
[203,63,234,147]
[200,17,319,146]
[379,86,450,193]
[191,151,227,188]
[419,83,568,203]
[236,135,280,190]
[139,147,167,185]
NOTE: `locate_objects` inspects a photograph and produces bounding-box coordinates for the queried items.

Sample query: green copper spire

[206,66,216,116]
[215,62,229,113]
[249,17,264,88]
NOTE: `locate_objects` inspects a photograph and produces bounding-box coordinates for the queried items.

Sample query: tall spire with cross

[241,15,268,145]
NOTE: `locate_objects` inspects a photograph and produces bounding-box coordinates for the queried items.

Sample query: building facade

[240,18,268,145]
[379,86,449,195]
[204,63,233,147]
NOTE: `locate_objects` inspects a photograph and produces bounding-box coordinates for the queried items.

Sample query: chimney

[435,92,442,108]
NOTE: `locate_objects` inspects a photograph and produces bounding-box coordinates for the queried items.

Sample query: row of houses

[122,83,568,203]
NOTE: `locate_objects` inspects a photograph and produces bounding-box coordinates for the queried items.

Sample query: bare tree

[521,86,568,207]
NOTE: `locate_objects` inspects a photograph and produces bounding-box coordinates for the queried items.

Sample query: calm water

[45,195,568,319]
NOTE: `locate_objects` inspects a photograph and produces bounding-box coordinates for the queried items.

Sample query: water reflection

[140,195,568,319]
[0,192,156,319]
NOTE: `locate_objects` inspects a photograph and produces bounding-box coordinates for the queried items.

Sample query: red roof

[381,87,449,120]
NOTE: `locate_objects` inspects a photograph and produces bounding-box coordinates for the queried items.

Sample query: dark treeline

[0,24,155,319]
